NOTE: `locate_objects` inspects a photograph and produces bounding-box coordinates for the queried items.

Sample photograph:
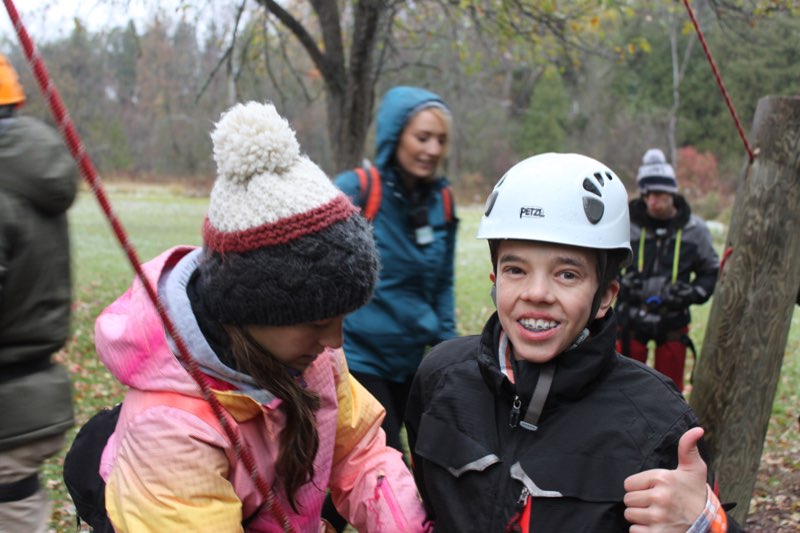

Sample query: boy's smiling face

[494,239,618,363]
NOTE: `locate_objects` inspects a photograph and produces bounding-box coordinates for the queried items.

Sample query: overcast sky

[0,1,186,45]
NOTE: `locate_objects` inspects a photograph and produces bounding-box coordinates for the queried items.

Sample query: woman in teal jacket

[333,86,458,453]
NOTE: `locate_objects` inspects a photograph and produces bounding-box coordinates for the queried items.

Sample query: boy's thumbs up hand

[623,427,709,532]
[676,426,707,477]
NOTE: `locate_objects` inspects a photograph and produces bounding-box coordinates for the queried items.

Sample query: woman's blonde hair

[420,105,452,160]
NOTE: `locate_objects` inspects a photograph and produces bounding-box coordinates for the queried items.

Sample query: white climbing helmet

[477,153,632,263]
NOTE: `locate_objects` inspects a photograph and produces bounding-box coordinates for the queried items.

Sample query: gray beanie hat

[636,148,678,194]
[197,101,379,326]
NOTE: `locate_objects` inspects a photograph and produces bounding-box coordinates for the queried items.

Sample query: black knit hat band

[197,215,378,326]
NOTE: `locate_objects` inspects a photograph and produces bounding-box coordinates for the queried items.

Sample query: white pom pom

[211,101,300,185]
[642,148,667,165]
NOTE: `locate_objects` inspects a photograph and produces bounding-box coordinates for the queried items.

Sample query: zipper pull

[517,486,530,505]
[509,395,521,428]
[504,487,531,533]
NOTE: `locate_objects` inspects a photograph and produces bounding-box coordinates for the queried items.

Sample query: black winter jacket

[406,311,739,532]
[0,115,76,450]
[618,195,719,337]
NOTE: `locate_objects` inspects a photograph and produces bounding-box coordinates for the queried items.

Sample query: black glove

[619,271,645,304]
[663,281,698,309]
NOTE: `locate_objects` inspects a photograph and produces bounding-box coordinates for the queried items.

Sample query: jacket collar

[477,310,619,404]
[162,249,277,406]
[629,194,691,230]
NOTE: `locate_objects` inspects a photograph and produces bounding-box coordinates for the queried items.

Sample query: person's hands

[620,271,645,304]
[663,281,698,309]
[623,427,708,532]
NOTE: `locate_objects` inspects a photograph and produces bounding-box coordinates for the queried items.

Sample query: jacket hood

[96,246,205,396]
[629,194,691,230]
[374,86,448,169]
[0,116,77,214]
[96,246,274,401]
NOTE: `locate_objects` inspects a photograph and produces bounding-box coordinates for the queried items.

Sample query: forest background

[1,0,799,531]
[3,0,798,217]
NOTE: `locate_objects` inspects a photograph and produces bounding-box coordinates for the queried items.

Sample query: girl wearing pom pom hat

[92,102,428,532]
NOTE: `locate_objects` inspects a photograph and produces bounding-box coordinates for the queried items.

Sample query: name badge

[415,225,434,245]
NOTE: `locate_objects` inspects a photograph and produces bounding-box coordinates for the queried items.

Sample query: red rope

[682,0,756,164]
[2,1,293,530]
[719,246,734,277]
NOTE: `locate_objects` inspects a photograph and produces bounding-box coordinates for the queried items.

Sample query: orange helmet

[0,54,26,106]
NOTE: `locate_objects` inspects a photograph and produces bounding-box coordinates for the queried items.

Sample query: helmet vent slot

[593,172,605,186]
[605,171,614,181]
[583,177,602,197]
[484,190,499,216]
[583,197,604,224]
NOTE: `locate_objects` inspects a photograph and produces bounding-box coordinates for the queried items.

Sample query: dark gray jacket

[0,115,76,450]
[622,195,719,334]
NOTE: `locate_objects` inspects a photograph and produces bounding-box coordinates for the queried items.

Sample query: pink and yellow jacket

[96,246,428,532]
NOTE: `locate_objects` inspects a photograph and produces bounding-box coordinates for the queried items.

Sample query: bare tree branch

[274,19,314,102]
[195,46,231,103]
[254,0,329,77]
[257,15,289,109]
[194,0,247,103]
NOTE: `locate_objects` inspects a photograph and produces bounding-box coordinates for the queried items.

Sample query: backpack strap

[355,166,455,224]
[354,166,382,221]
[441,185,454,224]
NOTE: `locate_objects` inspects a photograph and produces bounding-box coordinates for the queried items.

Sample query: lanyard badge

[410,204,433,245]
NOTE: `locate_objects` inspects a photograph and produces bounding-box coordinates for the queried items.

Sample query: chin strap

[501,328,589,432]
[518,361,555,431]
[519,328,589,431]
[516,328,589,431]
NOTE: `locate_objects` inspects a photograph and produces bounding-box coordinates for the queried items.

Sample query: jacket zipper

[505,487,531,532]
[375,474,408,530]
[509,395,521,428]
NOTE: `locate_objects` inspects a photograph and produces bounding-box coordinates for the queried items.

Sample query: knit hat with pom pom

[196,101,379,326]
[636,148,678,194]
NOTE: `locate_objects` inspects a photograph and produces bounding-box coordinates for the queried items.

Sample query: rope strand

[681,0,756,164]
[2,1,293,530]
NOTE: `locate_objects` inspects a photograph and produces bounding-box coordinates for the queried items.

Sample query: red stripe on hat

[203,194,358,253]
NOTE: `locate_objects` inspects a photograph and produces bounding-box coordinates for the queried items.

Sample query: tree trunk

[689,95,800,524]
[324,0,384,173]
[325,78,376,173]
[258,0,388,174]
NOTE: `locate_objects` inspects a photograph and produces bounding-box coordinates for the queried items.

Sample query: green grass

[44,186,799,531]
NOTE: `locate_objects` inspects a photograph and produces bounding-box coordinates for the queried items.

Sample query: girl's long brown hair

[224,326,321,511]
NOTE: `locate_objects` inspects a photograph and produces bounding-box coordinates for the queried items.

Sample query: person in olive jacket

[0,53,76,533]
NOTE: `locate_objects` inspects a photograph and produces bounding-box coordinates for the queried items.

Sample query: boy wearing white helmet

[405,153,740,532]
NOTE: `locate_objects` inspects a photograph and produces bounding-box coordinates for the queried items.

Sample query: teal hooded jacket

[334,86,457,382]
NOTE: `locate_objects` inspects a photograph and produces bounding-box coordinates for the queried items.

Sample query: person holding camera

[615,148,719,392]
